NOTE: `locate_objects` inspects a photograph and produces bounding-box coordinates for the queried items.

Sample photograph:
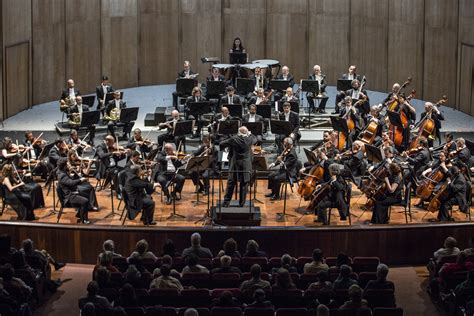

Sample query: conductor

[219,126,257,207]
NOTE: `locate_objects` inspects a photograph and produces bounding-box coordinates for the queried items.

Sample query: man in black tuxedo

[248,66,269,99]
[186,87,207,138]
[220,86,241,107]
[248,88,270,106]
[96,75,114,113]
[418,102,444,147]
[273,66,295,101]
[243,104,264,144]
[155,143,186,204]
[124,165,159,225]
[220,126,257,207]
[339,96,362,149]
[172,60,198,108]
[344,79,369,121]
[56,158,90,224]
[266,137,299,200]
[95,135,128,194]
[206,67,227,107]
[60,79,81,102]
[212,106,234,144]
[105,91,133,139]
[276,102,300,153]
[48,138,67,170]
[157,110,186,149]
[334,65,363,114]
[306,65,329,113]
[438,166,468,221]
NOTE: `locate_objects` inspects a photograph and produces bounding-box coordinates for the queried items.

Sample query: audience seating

[243,307,274,316]
[148,288,180,307]
[352,257,380,273]
[271,288,303,308]
[181,273,211,288]
[180,289,212,307]
[211,273,241,288]
[276,307,308,316]
[124,307,145,316]
[364,289,396,309]
[373,307,404,316]
[210,307,242,316]
[241,257,268,272]
[296,257,312,273]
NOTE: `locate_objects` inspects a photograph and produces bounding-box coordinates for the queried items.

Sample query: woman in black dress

[370,162,403,224]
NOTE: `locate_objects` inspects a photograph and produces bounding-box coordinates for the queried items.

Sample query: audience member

[93,251,119,279]
[182,254,209,274]
[11,252,36,287]
[212,290,240,308]
[78,281,112,311]
[439,251,474,279]
[95,267,112,289]
[339,284,369,310]
[82,302,97,316]
[463,236,474,256]
[304,249,329,274]
[335,253,352,267]
[21,238,65,272]
[240,264,271,291]
[152,255,180,278]
[181,233,213,259]
[0,235,16,264]
[365,263,395,290]
[184,308,199,316]
[316,304,330,316]
[273,268,296,290]
[100,240,123,260]
[0,263,32,304]
[217,238,241,258]
[211,255,242,274]
[150,264,183,291]
[112,306,127,316]
[128,239,158,262]
[434,236,460,263]
[454,270,474,305]
[243,240,266,258]
[123,264,142,287]
[272,254,297,274]
[308,270,333,292]
[333,265,357,290]
[162,239,180,257]
[114,283,139,308]
[246,288,274,308]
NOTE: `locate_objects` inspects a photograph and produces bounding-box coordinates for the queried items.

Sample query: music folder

[270,120,292,136]
[242,122,263,136]
[301,80,319,93]
[337,79,352,92]
[271,79,291,92]
[229,52,247,64]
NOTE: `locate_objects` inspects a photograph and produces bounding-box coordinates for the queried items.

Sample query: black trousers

[224,174,248,205]
[371,196,401,224]
[78,182,98,209]
[69,194,89,221]
[334,92,346,113]
[156,173,185,197]
[190,169,214,189]
[307,95,329,111]
[268,170,287,196]
[141,196,155,224]
[314,192,348,225]
[107,121,134,137]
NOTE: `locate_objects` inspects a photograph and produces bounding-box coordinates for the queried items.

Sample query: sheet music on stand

[242,122,263,136]
[229,52,247,64]
[337,79,352,92]
[173,120,194,137]
[104,91,124,105]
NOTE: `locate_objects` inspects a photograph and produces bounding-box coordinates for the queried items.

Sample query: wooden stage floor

[0,179,471,227]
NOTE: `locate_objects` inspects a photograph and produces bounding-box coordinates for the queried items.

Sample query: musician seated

[186,87,207,138]
[364,104,386,143]
[68,96,90,125]
[247,66,269,99]
[67,149,98,211]
[248,88,270,106]
[127,128,152,157]
[339,140,366,183]
[190,136,217,195]
[402,136,431,181]
[306,65,328,113]
[334,65,362,114]
[96,75,114,113]
[276,102,301,154]
[273,66,295,102]
[95,135,128,195]
[243,104,264,144]
[415,151,450,209]
[124,165,160,225]
[300,147,333,185]
[157,110,186,150]
[280,87,299,106]
[67,129,87,156]
[48,138,68,170]
[57,158,91,224]
[60,79,81,110]
[266,137,299,200]
[311,164,349,225]
[155,143,186,205]
[370,163,403,224]
[212,106,234,144]
[105,91,133,140]
[23,131,49,179]
[172,60,197,108]
[438,166,468,221]
[220,86,241,107]
[451,137,472,202]
[339,96,362,148]
[0,163,43,221]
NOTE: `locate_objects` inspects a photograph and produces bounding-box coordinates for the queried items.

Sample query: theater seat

[373,307,404,316]
[276,307,308,316]
[177,307,211,316]
[148,288,180,307]
[241,257,269,272]
[352,257,380,273]
[211,273,241,288]
[124,307,145,316]
[180,289,212,307]
[211,307,242,316]
[243,307,275,316]
[364,289,396,309]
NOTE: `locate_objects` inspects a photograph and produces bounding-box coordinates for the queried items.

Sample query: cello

[385,77,412,111]
[415,165,447,200]
[306,181,332,211]
[298,160,325,200]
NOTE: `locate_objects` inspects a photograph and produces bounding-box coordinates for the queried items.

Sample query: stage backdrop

[0,0,472,119]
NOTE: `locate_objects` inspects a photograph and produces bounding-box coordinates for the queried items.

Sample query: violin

[9,144,27,153]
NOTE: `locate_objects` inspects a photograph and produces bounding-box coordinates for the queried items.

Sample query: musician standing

[96,75,114,113]
[276,102,300,154]
[172,60,197,108]
[155,143,186,205]
[124,165,159,225]
[438,166,468,221]
[266,137,299,200]
[419,102,444,147]
[306,65,328,114]
[220,126,257,207]
[311,164,349,225]
[334,65,362,114]
[57,158,91,224]
[105,91,133,140]
[157,110,185,149]
[370,163,403,224]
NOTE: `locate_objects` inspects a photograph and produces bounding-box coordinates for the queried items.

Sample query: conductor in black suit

[276,102,301,154]
[172,60,198,108]
[60,79,81,102]
[96,75,114,113]
[334,65,363,114]
[124,165,159,225]
[220,86,241,107]
[220,126,257,207]
[242,104,264,144]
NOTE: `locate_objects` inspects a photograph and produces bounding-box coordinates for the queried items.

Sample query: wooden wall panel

[387,0,424,96]
[5,43,29,117]
[222,0,266,62]
[32,0,65,105]
[266,0,308,81]
[457,0,474,114]
[423,0,458,104]
[308,0,350,86]
[101,0,138,89]
[180,0,222,79]
[65,0,101,95]
[138,0,180,85]
[457,45,474,115]
[350,0,389,92]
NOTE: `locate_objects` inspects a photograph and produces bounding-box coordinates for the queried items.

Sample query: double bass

[388,90,416,147]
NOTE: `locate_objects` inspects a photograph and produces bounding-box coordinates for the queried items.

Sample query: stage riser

[1,222,473,266]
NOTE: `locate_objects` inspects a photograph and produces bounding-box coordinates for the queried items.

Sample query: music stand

[236,78,254,95]
[364,144,384,163]
[186,156,210,207]
[242,122,263,136]
[229,52,247,64]
[147,148,160,161]
[330,116,349,135]
[120,107,139,123]
[251,156,267,204]
[277,101,299,113]
[270,120,292,136]
[337,79,352,92]
[256,104,272,120]
[271,79,291,91]
[188,101,211,117]
[82,95,96,107]
[217,120,239,135]
[304,148,318,165]
[206,81,226,95]
[105,92,124,105]
[80,110,101,129]
[176,78,196,96]
[301,80,319,93]
[173,120,194,137]
[223,104,243,118]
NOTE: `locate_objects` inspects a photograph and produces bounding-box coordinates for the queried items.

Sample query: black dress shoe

[92,207,99,212]
[166,197,172,205]
[265,193,274,198]
[270,195,280,201]
[319,110,327,114]
[82,220,91,225]
[54,262,66,271]
[331,111,339,114]
[146,221,157,225]
[222,201,230,207]
[175,193,181,200]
